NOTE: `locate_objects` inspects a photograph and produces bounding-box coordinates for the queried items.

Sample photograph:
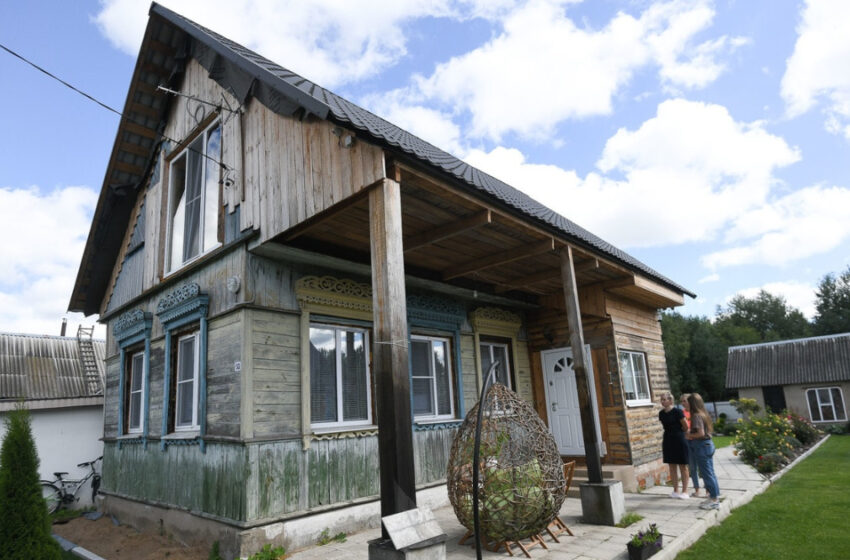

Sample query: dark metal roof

[726,333,850,389]
[0,333,105,401]
[69,3,694,316]
[150,3,694,299]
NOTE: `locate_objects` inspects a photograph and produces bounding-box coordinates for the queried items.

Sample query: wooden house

[69,3,694,556]
[0,330,105,507]
[727,333,850,423]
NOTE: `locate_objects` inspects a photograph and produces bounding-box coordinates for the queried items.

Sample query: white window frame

[806,386,847,423]
[127,351,146,434]
[480,341,512,389]
[174,332,201,431]
[166,120,221,273]
[619,350,651,406]
[411,335,455,421]
[309,324,373,430]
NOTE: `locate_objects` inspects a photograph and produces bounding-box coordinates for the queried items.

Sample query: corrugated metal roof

[0,333,105,401]
[726,333,850,388]
[148,3,695,300]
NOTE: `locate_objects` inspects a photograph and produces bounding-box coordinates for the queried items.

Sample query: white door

[542,347,605,456]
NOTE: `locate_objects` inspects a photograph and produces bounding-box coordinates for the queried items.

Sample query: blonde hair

[687,393,713,434]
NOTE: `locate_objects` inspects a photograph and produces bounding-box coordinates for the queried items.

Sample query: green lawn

[678,436,850,560]
[713,435,734,449]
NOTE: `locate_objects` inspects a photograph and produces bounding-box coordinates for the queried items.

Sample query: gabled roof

[726,333,850,389]
[0,333,105,404]
[69,2,694,315]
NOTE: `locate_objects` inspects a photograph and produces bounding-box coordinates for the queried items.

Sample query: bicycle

[40,456,102,514]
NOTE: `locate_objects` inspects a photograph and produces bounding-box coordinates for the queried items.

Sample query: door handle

[551,402,557,412]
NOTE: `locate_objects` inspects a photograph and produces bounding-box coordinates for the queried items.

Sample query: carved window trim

[470,307,522,394]
[113,309,152,448]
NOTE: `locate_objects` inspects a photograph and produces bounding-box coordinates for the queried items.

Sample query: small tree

[0,407,62,559]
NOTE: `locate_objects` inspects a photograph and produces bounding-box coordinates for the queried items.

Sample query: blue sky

[2,0,850,337]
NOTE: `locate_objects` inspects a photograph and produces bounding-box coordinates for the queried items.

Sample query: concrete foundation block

[579,480,625,526]
[368,537,446,560]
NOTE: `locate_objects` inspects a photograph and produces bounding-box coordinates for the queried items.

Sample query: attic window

[167,121,221,272]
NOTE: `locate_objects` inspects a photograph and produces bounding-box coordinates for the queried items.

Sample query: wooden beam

[118,141,153,158]
[560,246,603,483]
[403,209,491,253]
[442,237,555,281]
[369,178,417,536]
[121,120,158,140]
[279,187,372,241]
[492,256,600,293]
[114,161,146,176]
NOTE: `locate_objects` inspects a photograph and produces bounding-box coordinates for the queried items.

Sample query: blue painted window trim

[406,294,466,424]
[156,283,210,452]
[113,310,153,450]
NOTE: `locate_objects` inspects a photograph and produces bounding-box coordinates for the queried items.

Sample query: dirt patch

[53,516,211,560]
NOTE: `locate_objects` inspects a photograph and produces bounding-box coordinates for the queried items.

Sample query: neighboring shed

[0,331,106,507]
[727,333,850,425]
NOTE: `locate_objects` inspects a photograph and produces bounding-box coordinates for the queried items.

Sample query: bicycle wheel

[40,482,62,514]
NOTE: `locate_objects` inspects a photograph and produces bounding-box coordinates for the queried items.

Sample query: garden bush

[0,408,62,559]
[784,412,821,445]
[733,412,799,470]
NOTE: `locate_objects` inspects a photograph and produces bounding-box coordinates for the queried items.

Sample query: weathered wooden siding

[207,311,243,439]
[527,298,631,466]
[240,103,385,245]
[460,334,478,408]
[250,309,301,438]
[102,442,247,520]
[607,294,668,467]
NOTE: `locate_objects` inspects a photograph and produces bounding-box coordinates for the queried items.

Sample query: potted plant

[627,523,663,560]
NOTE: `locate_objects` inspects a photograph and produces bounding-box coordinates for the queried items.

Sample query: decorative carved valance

[113,309,152,347]
[156,283,209,328]
[407,293,465,329]
[295,275,373,321]
[469,307,522,338]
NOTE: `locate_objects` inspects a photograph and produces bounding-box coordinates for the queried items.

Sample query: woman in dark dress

[659,392,690,499]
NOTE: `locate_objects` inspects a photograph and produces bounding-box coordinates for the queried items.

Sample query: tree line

[662,265,850,401]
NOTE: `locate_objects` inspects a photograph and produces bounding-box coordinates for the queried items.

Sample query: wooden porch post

[560,246,603,483]
[369,178,417,535]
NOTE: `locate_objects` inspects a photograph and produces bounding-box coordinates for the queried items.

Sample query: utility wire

[1,42,235,173]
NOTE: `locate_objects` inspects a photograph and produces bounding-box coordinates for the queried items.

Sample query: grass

[678,436,850,560]
[615,512,644,528]
[713,435,734,449]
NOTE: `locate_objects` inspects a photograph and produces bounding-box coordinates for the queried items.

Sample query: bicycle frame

[41,456,102,513]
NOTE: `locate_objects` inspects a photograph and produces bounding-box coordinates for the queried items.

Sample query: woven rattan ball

[446,383,566,541]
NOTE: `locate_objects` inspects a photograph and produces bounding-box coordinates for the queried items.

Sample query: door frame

[541,346,606,456]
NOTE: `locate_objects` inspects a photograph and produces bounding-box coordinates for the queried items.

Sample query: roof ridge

[729,332,850,351]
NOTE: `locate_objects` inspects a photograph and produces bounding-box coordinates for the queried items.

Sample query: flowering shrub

[733,413,799,469]
[785,412,821,445]
[630,523,662,548]
[753,452,786,474]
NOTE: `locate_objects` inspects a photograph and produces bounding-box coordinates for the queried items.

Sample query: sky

[2,0,850,338]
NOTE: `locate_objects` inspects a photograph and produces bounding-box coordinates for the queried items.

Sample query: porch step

[565,464,637,497]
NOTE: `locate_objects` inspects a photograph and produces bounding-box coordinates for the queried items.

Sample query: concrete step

[565,464,637,497]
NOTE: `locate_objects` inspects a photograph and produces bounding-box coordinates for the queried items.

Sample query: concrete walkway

[288,438,828,560]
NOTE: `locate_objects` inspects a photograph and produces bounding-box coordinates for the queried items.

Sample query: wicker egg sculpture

[446,383,566,542]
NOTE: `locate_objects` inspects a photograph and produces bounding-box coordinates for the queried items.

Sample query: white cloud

[698,273,720,284]
[94,0,459,88]
[0,186,102,336]
[781,0,850,137]
[410,0,742,140]
[728,281,817,319]
[701,185,850,269]
[467,99,800,250]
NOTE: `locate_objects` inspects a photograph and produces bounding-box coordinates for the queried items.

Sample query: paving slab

[287,437,829,560]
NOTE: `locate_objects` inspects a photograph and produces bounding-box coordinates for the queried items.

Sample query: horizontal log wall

[607,294,669,468]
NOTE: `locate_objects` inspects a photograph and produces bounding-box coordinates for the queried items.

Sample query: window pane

[130,354,143,391]
[412,378,433,415]
[129,392,141,430]
[310,328,337,423]
[807,390,821,421]
[183,137,204,261]
[178,338,195,381]
[203,125,221,252]
[434,341,452,416]
[341,330,368,421]
[493,346,510,388]
[169,155,187,269]
[177,379,194,426]
[832,388,846,421]
[411,340,431,378]
[480,345,493,381]
[633,354,649,400]
[620,353,635,400]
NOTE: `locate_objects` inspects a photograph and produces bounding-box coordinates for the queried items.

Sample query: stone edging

[651,434,831,560]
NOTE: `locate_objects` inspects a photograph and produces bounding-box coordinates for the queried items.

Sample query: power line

[0,42,235,174]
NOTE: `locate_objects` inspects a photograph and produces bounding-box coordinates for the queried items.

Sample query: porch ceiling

[274,164,658,307]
